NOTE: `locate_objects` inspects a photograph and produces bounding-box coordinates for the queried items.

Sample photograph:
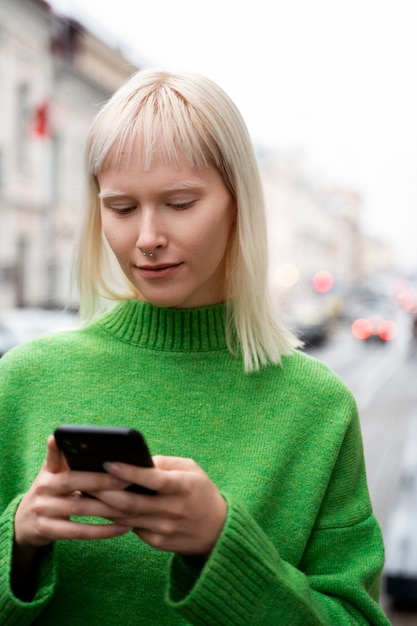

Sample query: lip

[135,262,183,279]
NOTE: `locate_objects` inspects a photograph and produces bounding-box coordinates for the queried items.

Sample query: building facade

[0,0,138,309]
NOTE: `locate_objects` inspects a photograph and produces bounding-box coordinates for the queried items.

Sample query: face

[98,147,236,309]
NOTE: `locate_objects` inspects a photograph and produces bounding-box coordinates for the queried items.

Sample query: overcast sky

[50,0,417,273]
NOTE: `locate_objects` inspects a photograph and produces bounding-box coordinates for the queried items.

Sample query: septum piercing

[142,250,154,257]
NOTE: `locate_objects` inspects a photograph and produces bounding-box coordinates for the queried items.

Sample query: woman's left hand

[95,456,227,555]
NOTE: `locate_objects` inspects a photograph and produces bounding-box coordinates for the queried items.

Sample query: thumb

[152,455,199,472]
[45,435,69,473]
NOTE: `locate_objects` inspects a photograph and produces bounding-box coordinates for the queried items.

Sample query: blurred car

[351,314,398,343]
[0,307,78,357]
[349,294,399,343]
[289,299,333,347]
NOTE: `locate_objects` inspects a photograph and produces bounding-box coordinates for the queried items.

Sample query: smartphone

[54,424,156,495]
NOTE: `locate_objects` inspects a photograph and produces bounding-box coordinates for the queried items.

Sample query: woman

[0,69,390,624]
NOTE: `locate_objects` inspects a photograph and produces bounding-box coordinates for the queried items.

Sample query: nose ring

[141,249,154,257]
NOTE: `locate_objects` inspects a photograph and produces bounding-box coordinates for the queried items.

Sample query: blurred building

[259,149,363,316]
[0,0,138,309]
[360,236,395,278]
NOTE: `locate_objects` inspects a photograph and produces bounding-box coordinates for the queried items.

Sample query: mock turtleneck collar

[97,299,228,352]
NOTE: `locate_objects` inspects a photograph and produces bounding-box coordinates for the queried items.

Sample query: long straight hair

[73,69,300,371]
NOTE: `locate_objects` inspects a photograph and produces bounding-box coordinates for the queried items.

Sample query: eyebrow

[98,181,206,200]
[161,181,205,192]
[98,190,130,200]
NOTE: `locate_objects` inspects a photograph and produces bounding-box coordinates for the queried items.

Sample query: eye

[108,205,137,215]
[167,201,194,210]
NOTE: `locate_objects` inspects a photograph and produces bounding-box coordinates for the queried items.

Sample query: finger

[103,457,200,494]
[70,470,128,492]
[152,455,199,472]
[103,462,162,493]
[45,435,68,473]
[42,493,132,520]
[41,519,131,542]
[52,470,129,499]
[111,513,180,534]
[132,528,183,553]
[93,486,178,518]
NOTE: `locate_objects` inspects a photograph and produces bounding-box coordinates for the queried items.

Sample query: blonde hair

[74,68,300,371]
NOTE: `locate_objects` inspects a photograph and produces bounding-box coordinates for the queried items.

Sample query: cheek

[191,214,233,263]
[102,219,133,259]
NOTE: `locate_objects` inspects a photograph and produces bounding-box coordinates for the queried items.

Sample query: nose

[135,209,166,253]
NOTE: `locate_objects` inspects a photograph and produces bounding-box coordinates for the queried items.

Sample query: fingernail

[103,462,120,472]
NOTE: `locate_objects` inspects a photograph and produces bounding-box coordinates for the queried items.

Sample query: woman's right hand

[14,435,131,550]
[12,435,130,600]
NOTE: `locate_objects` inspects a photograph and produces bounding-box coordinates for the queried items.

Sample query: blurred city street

[306,314,417,625]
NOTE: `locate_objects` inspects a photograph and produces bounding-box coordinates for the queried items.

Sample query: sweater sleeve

[167,498,389,625]
[0,496,57,625]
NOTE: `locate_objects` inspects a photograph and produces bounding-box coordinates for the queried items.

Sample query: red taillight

[352,318,373,340]
[351,317,398,341]
[378,320,398,341]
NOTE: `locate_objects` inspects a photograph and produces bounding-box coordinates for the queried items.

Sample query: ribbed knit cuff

[166,495,281,625]
[0,496,56,625]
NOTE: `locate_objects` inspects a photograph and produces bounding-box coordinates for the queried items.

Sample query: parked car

[0,307,78,357]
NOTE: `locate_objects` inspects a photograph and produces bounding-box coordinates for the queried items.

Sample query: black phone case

[54,425,156,495]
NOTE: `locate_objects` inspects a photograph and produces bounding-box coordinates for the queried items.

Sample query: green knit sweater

[0,300,390,625]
